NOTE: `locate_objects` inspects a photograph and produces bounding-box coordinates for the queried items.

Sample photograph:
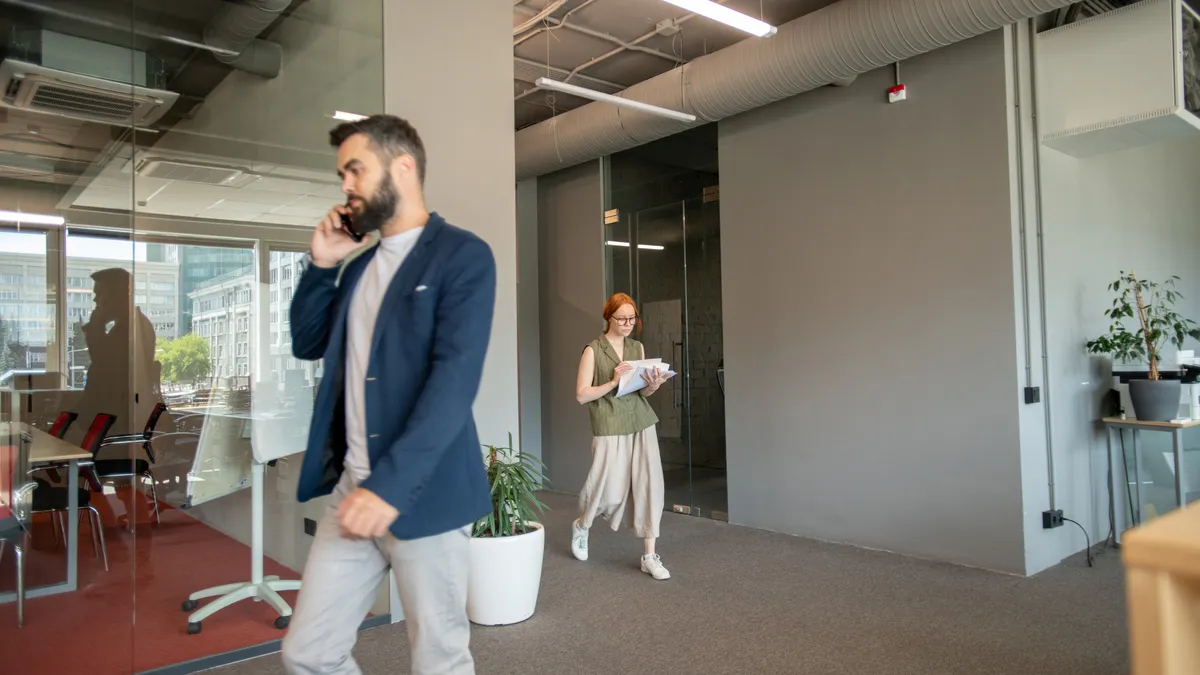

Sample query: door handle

[672,341,683,409]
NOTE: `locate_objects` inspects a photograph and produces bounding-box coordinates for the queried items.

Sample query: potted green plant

[467,433,548,626]
[1086,271,1200,421]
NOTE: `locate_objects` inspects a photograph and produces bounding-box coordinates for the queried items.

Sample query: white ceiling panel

[254,214,317,227]
[270,204,329,219]
[250,176,319,195]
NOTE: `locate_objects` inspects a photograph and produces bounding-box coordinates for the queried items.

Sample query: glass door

[682,197,727,520]
[630,203,692,516]
[626,197,728,520]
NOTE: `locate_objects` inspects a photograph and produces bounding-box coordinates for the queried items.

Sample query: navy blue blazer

[290,212,493,540]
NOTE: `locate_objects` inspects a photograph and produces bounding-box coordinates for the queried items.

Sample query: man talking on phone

[281,115,494,675]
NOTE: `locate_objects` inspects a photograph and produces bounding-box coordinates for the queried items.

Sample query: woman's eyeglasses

[612,316,638,326]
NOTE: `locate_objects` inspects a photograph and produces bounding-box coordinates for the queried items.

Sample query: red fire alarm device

[888,84,907,103]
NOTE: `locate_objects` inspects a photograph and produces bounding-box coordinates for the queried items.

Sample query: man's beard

[350,173,399,235]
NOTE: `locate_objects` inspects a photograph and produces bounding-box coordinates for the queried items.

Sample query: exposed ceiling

[511,0,1137,131]
[512,0,842,130]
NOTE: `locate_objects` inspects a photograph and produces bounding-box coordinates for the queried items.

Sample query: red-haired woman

[571,293,672,580]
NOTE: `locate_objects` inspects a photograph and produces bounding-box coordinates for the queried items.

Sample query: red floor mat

[1,489,301,674]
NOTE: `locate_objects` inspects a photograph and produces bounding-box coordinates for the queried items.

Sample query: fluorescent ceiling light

[606,240,665,250]
[332,110,368,122]
[659,0,777,37]
[536,78,696,123]
[0,209,65,226]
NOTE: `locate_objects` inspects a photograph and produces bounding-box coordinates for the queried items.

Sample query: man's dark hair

[329,115,426,184]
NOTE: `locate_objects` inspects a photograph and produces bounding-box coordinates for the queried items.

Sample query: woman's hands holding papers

[610,361,634,387]
[640,368,670,395]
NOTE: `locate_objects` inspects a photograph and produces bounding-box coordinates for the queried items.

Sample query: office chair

[92,403,168,525]
[36,410,80,485]
[31,414,115,571]
[48,411,79,439]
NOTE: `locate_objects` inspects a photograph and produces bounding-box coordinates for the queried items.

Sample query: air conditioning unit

[0,58,178,127]
[1037,0,1200,157]
[134,157,256,187]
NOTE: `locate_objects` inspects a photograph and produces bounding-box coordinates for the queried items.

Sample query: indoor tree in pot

[1086,271,1200,421]
[467,433,549,626]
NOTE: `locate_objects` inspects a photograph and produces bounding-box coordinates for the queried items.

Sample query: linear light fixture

[606,240,665,250]
[332,110,368,122]
[660,0,777,37]
[535,78,696,123]
[0,209,65,226]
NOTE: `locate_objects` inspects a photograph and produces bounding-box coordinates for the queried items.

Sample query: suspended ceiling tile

[287,194,340,211]
[250,176,317,195]
[204,200,275,216]
[254,214,317,227]
[220,189,302,207]
[270,204,328,219]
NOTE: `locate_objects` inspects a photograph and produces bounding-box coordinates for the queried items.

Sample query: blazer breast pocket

[404,283,437,327]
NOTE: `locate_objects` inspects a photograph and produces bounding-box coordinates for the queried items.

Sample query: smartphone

[339,211,364,242]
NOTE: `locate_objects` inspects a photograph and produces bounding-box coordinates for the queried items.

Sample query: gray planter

[1128,379,1182,422]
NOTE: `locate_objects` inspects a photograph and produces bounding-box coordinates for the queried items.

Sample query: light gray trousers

[281,476,475,675]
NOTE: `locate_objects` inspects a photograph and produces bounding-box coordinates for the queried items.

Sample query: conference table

[0,421,92,604]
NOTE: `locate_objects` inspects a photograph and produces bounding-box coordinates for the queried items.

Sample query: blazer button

[366,376,377,381]
[370,433,380,439]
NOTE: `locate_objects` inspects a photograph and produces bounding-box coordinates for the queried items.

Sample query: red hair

[602,293,641,335]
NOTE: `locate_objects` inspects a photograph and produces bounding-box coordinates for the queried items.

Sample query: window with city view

[0,228,54,385]
[269,250,321,391]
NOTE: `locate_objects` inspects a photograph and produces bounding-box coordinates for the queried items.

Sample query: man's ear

[392,153,416,182]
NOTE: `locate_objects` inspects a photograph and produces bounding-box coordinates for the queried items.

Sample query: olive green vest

[587,335,659,437]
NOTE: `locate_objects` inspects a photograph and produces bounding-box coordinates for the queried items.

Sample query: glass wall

[0,0,385,672]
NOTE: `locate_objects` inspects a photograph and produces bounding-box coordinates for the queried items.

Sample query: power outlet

[1042,509,1064,529]
[303,517,317,536]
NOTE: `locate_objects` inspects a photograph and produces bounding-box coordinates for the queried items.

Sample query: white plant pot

[467,522,545,626]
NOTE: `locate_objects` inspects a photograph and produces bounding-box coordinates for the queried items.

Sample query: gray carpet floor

[207,492,1128,675]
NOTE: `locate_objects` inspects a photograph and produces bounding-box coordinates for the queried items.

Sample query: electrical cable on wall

[1062,517,1094,567]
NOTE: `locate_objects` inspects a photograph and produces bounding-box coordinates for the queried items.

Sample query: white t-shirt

[344,227,424,483]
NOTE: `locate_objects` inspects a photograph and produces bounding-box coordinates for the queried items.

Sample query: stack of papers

[616,358,677,397]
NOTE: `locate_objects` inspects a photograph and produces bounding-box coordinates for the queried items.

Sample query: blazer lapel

[368,214,445,356]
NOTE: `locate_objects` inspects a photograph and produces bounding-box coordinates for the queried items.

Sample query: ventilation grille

[137,159,247,185]
[27,82,139,123]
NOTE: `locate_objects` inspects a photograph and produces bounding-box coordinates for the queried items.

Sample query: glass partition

[0,0,385,672]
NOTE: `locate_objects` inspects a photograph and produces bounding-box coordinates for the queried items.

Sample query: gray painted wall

[385,0,519,453]
[517,178,543,461]
[537,161,606,493]
[718,31,1028,573]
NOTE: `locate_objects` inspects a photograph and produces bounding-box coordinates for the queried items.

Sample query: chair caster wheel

[274,615,291,630]
[187,622,202,635]
[181,599,197,611]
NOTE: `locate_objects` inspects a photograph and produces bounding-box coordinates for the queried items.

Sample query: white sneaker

[571,519,589,561]
[641,554,670,580]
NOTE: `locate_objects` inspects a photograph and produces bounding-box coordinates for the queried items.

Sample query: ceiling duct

[203,0,293,79]
[515,0,1078,179]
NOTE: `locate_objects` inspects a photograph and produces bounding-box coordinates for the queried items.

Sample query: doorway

[605,196,728,520]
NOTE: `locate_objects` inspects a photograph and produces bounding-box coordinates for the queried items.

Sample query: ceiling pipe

[203,0,292,79]
[0,0,240,57]
[516,0,1078,179]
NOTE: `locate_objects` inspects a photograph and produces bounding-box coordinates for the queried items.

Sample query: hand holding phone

[310,204,367,268]
[339,211,365,242]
